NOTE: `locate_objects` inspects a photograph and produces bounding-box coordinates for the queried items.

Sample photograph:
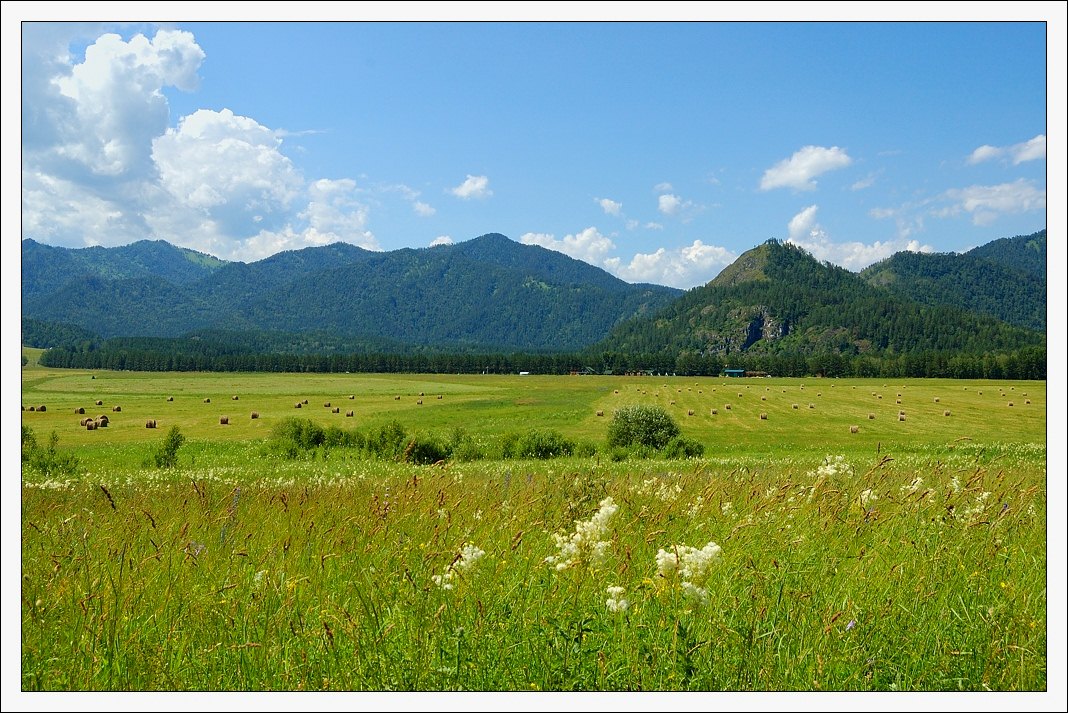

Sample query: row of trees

[38,342,1046,380]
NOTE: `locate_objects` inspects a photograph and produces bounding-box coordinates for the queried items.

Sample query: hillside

[598,239,1045,359]
[21,233,682,352]
[859,229,1046,331]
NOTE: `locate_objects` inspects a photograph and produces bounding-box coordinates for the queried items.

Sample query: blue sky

[7,5,1063,289]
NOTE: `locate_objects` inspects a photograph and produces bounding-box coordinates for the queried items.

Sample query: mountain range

[21,230,1046,359]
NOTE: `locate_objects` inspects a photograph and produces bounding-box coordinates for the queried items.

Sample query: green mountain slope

[21,233,681,350]
[859,242,1045,332]
[600,239,1044,358]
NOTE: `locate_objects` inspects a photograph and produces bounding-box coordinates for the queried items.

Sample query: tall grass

[21,444,1046,691]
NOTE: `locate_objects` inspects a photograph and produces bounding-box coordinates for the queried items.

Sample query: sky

[6,4,1063,292]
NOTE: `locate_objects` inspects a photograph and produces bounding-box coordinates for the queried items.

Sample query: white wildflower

[545,496,617,571]
[655,540,722,606]
[816,455,852,479]
[859,489,878,507]
[605,585,629,613]
[433,542,486,590]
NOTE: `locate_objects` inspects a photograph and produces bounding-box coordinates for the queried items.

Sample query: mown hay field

[18,352,1049,693]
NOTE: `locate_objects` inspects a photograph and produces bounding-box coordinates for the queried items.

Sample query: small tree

[154,425,186,468]
[606,404,680,450]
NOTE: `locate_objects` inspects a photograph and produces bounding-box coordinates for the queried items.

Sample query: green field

[19,351,1048,692]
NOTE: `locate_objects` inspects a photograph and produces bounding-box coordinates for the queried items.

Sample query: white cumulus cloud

[760,145,853,191]
[450,174,492,200]
[430,235,454,246]
[413,201,436,217]
[786,204,933,271]
[596,197,622,216]
[966,135,1046,165]
[605,240,736,289]
[520,227,616,266]
[941,179,1046,226]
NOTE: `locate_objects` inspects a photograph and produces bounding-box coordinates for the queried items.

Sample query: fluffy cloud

[520,227,616,266]
[21,27,382,262]
[450,174,492,200]
[760,145,853,191]
[786,205,933,271]
[940,179,1046,226]
[413,201,436,217]
[596,197,622,216]
[430,235,454,246]
[657,193,702,222]
[966,135,1046,165]
[604,240,736,289]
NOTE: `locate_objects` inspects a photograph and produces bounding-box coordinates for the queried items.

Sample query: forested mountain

[966,229,1046,279]
[21,238,226,302]
[859,229,1046,331]
[21,233,682,352]
[598,239,1045,361]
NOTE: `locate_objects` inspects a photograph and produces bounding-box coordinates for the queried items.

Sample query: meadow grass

[19,357,1048,692]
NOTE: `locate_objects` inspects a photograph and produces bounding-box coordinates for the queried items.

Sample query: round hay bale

[74,407,85,414]
[670,400,676,406]
[933,397,940,403]
[724,404,731,410]
[687,409,694,416]
[219,416,229,425]
[394,395,401,401]
[203,398,211,404]
[332,407,340,413]
[86,421,96,431]
[80,417,92,426]
[167,396,174,402]
[1007,402,1014,407]
[437,394,442,399]
[324,402,331,408]
[896,399,901,404]
[420,392,425,397]
[943,410,951,417]
[808,403,815,409]
[96,400,103,406]
[898,414,906,422]
[36,405,46,412]
[868,413,875,420]
[710,408,718,415]
[761,396,766,401]
[417,399,423,405]
[303,399,309,404]
[759,413,768,420]
[345,410,354,417]
[250,412,259,419]
[232,395,239,401]
[597,410,605,417]
[792,404,799,409]
[295,402,302,409]
[146,420,157,429]
[849,425,859,434]
[349,395,355,400]
[112,405,121,412]
[1025,399,1031,405]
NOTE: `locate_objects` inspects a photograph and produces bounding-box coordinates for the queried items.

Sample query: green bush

[606,405,681,450]
[662,435,705,459]
[365,420,408,460]
[449,428,486,462]
[22,426,80,477]
[153,425,186,468]
[271,417,325,450]
[512,429,574,459]
[402,435,451,465]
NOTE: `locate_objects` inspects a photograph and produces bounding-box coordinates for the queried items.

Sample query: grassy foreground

[19,357,1048,692]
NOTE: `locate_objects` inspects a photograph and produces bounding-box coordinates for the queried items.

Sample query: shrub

[662,436,705,460]
[607,405,680,450]
[402,435,451,465]
[153,425,185,469]
[364,420,408,460]
[22,426,80,477]
[449,428,487,462]
[512,429,574,459]
[271,417,325,451]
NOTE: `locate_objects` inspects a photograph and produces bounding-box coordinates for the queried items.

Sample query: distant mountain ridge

[859,229,1046,331]
[21,233,682,352]
[597,238,1045,359]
